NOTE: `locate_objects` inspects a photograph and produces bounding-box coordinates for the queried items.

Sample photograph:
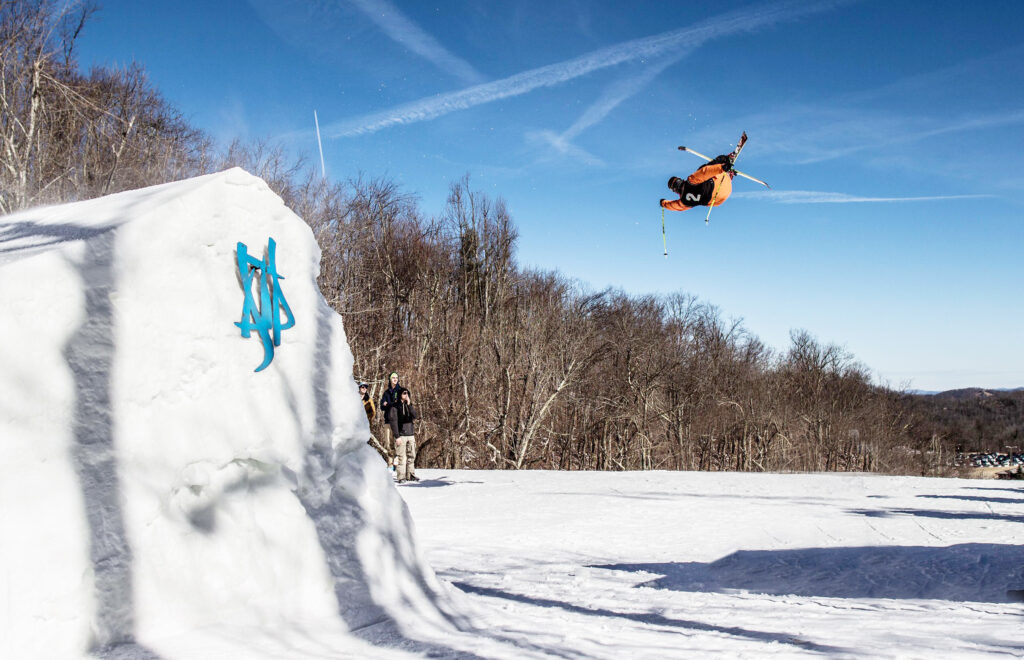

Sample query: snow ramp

[0,169,461,658]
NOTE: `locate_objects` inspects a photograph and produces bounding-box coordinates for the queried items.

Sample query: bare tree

[0,0,95,211]
[0,2,212,212]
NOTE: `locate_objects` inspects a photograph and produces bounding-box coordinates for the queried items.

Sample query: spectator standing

[360,381,389,462]
[379,372,402,454]
[379,372,401,425]
[388,388,418,483]
[359,382,376,422]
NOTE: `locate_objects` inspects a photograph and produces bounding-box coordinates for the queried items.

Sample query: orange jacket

[661,162,734,212]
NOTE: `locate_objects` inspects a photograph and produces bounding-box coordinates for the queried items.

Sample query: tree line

[900,389,1024,456]
[0,1,211,214]
[4,1,996,476]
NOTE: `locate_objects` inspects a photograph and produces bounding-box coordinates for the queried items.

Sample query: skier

[660,154,737,212]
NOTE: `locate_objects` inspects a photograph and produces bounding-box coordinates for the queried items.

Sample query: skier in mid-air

[660,153,737,213]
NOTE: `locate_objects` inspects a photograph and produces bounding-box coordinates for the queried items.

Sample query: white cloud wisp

[348,0,486,85]
[324,0,853,139]
[738,190,992,204]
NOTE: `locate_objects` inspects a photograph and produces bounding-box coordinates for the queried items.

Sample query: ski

[730,131,748,163]
[678,140,771,189]
[703,133,746,224]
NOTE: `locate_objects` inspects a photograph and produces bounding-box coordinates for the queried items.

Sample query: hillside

[899,388,1024,453]
[935,387,1024,401]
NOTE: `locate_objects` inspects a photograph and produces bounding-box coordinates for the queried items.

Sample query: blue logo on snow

[235,238,294,372]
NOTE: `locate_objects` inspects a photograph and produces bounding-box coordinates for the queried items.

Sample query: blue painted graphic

[235,238,295,372]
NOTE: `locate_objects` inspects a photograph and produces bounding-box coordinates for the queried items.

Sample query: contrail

[767,109,1024,165]
[324,0,854,139]
[563,56,681,141]
[526,129,606,166]
[738,190,991,204]
[534,57,683,165]
[348,0,485,85]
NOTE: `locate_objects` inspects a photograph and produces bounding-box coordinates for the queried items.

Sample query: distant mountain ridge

[929,387,1024,400]
[899,387,1024,452]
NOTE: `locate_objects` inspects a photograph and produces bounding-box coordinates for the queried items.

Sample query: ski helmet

[667,176,684,193]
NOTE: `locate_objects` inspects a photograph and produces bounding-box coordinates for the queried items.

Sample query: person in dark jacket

[388,387,418,482]
[379,372,401,425]
[379,371,402,454]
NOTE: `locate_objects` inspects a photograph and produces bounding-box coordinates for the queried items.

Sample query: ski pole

[661,206,668,257]
[705,180,721,225]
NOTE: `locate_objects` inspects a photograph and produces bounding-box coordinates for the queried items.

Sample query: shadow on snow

[452,581,854,655]
[917,493,1023,505]
[593,543,1024,603]
[64,230,162,658]
[849,507,1024,525]
[398,476,478,488]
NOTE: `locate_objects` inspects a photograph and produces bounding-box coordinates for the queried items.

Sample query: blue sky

[76,0,1024,391]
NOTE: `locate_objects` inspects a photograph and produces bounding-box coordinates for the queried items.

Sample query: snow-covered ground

[2,171,1020,659]
[0,170,457,659]
[397,469,1024,658]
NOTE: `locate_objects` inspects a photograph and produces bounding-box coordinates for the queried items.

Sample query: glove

[659,198,667,207]
[711,154,733,171]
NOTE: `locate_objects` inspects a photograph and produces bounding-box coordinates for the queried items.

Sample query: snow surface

[2,170,1021,659]
[400,470,1024,658]
[0,170,460,658]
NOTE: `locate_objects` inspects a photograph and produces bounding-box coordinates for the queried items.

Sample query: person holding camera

[388,387,418,483]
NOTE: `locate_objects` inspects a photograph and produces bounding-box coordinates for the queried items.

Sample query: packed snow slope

[0,169,460,658]
[402,469,1024,658]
